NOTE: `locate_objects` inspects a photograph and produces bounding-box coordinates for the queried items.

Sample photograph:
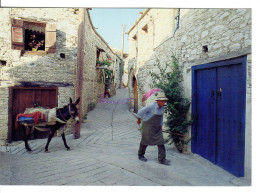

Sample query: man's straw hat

[155,92,168,101]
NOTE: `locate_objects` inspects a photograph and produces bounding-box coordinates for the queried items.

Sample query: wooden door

[215,63,245,177]
[134,80,138,113]
[192,56,247,177]
[9,87,58,142]
[193,67,217,163]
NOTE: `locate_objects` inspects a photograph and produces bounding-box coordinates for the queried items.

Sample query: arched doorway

[132,76,138,113]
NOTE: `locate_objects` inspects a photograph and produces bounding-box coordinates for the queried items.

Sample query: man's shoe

[139,156,147,162]
[159,159,170,165]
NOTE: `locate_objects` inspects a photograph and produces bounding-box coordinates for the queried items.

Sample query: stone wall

[81,10,121,117]
[0,8,121,143]
[127,9,174,68]
[127,9,183,112]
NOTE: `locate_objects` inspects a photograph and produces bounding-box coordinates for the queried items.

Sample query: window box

[23,51,47,56]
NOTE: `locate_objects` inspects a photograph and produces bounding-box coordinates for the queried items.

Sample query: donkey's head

[69,97,80,124]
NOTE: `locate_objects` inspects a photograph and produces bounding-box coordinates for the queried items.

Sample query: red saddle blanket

[16,112,46,129]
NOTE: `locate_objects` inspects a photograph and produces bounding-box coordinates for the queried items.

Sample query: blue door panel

[195,68,216,163]
[216,64,244,177]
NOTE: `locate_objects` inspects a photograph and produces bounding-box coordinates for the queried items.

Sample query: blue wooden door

[195,68,216,163]
[192,56,246,177]
[216,64,245,177]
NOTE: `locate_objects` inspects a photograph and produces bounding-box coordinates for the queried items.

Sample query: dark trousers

[138,143,166,162]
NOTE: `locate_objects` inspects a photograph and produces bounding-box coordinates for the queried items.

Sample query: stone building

[126,8,188,112]
[111,48,128,88]
[126,8,251,178]
[0,8,122,143]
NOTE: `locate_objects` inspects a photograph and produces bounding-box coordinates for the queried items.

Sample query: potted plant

[96,60,102,67]
[104,69,112,84]
[28,34,44,52]
[103,58,112,67]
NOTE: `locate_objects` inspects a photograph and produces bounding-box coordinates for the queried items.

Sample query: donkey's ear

[75,98,80,105]
[70,97,73,104]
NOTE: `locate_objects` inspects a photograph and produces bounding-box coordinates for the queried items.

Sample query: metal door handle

[211,90,215,97]
[217,88,222,96]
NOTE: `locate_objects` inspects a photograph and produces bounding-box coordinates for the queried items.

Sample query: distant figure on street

[104,89,111,98]
[136,92,170,165]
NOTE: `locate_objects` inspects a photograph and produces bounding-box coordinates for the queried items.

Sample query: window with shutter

[24,21,46,52]
[11,18,57,54]
[96,47,105,66]
[142,24,148,32]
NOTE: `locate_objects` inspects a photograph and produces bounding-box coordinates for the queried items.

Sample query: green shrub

[150,55,193,152]
[89,102,96,111]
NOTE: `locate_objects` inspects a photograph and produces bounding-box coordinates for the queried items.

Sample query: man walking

[137,92,170,165]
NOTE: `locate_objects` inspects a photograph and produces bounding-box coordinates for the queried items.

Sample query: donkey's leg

[24,126,32,151]
[45,129,55,153]
[61,133,70,150]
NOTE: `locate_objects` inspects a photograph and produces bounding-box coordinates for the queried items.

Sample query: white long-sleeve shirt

[137,102,164,126]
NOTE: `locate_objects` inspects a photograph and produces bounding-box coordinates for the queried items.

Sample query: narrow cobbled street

[0,88,250,186]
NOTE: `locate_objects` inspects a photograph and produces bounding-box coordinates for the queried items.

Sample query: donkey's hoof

[66,147,71,151]
[27,148,32,151]
[45,150,50,153]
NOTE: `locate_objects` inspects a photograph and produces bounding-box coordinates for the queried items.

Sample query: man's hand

[137,118,141,125]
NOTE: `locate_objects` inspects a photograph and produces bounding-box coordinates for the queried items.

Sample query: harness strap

[56,117,67,124]
[58,107,69,123]
[58,105,74,123]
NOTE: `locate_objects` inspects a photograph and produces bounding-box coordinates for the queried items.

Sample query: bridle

[58,104,76,123]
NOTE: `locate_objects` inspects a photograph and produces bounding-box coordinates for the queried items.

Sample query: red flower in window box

[103,59,112,66]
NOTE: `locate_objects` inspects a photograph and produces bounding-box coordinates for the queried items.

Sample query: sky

[89,8,144,53]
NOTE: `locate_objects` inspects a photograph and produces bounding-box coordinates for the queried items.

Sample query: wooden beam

[74,8,85,139]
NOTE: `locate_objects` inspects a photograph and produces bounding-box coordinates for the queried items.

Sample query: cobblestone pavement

[0,88,251,186]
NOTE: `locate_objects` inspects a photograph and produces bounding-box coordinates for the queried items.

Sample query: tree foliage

[150,55,193,152]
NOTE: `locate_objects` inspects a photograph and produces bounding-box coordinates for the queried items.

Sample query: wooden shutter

[11,19,24,50]
[45,23,56,53]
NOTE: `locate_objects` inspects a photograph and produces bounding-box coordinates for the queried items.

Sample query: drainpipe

[119,24,125,89]
[74,8,85,139]
[119,60,122,89]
